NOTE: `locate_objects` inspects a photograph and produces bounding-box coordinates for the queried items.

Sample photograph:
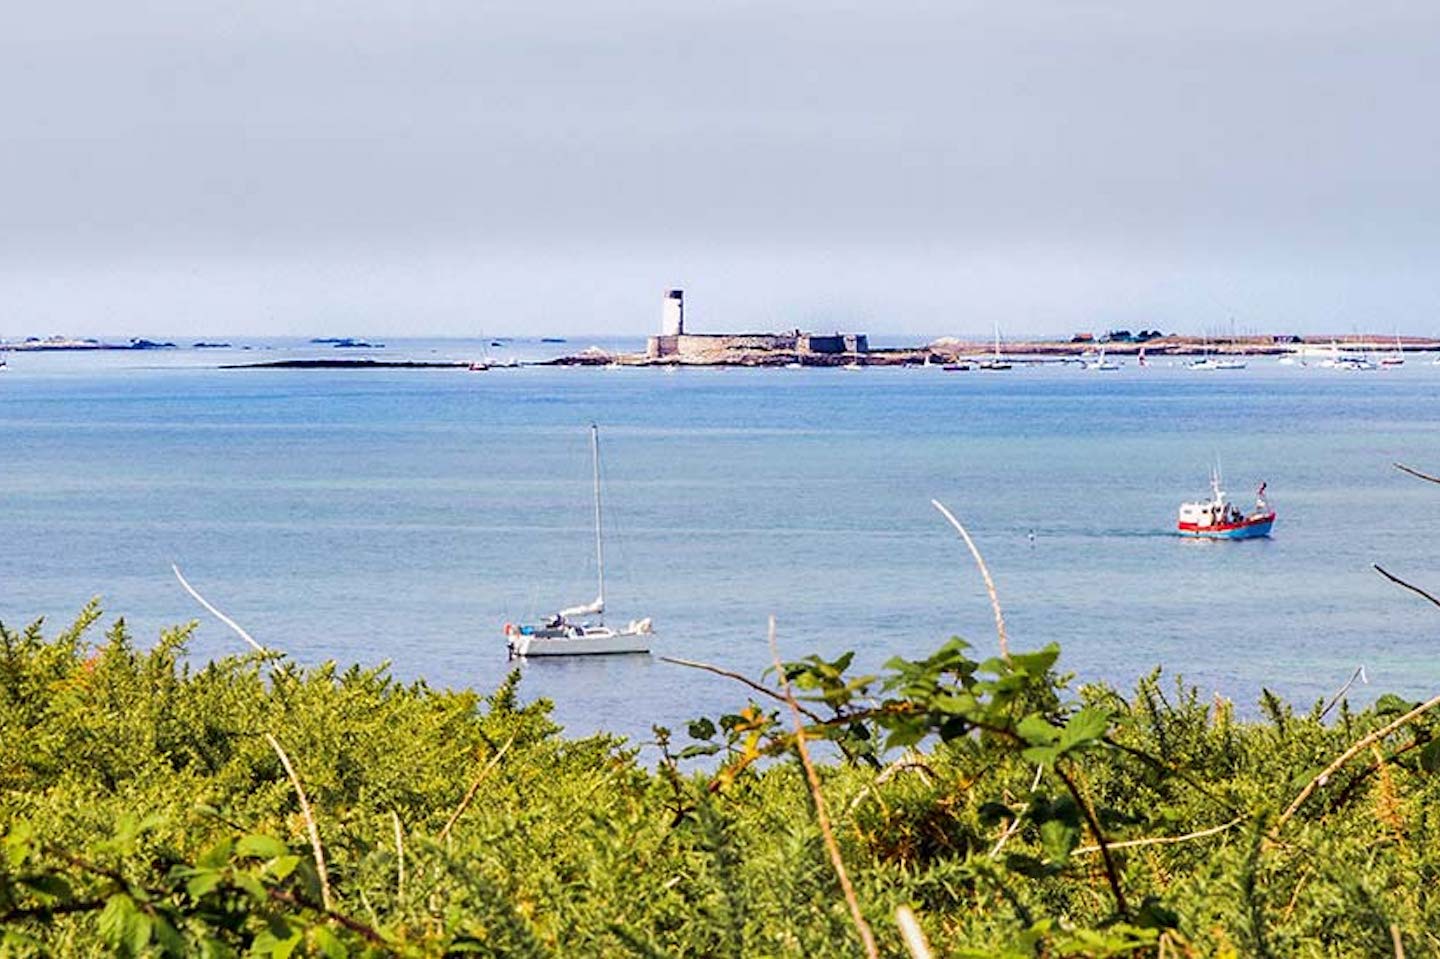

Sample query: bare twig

[1394,462,1440,485]
[895,904,934,959]
[391,810,405,901]
[1392,923,1406,959]
[930,500,1009,660]
[264,732,332,911]
[769,616,879,959]
[1274,691,1440,834]
[438,736,515,844]
[172,564,269,654]
[1374,565,1440,610]
[843,755,935,818]
[660,655,825,723]
[1074,816,1246,855]
[989,766,1044,859]
[1320,665,1368,720]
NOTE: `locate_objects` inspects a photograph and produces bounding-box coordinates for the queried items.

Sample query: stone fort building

[645,290,868,360]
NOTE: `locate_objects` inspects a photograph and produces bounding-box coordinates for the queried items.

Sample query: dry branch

[660,655,824,723]
[264,732,333,911]
[1274,691,1440,835]
[1374,565,1440,610]
[173,564,269,654]
[895,904,934,959]
[1319,665,1368,720]
[769,616,879,959]
[1394,462,1440,485]
[438,736,515,844]
[391,810,405,901]
[1074,816,1245,856]
[930,500,1009,660]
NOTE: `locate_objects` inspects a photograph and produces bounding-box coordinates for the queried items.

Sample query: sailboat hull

[508,626,652,657]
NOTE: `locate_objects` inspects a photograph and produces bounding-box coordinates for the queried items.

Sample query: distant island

[547,332,1440,368]
[0,336,176,352]
[309,337,384,348]
[536,292,1440,367]
[192,341,232,349]
[221,359,469,370]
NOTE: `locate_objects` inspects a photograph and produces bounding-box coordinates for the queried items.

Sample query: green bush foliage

[3,604,1439,956]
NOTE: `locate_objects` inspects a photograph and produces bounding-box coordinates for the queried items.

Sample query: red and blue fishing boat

[1177,470,1275,539]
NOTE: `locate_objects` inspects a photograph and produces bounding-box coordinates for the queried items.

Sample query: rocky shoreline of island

[545,333,1440,367]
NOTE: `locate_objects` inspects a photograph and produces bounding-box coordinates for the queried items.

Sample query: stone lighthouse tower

[661,289,684,336]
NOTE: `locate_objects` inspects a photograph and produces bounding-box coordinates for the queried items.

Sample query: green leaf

[1420,739,1440,773]
[197,838,233,869]
[97,894,136,948]
[234,872,268,902]
[1003,853,1062,879]
[154,917,187,957]
[1135,896,1181,930]
[686,718,716,740]
[237,834,289,860]
[1057,708,1110,752]
[309,925,348,959]
[19,873,72,901]
[187,870,223,900]
[677,744,721,759]
[128,913,154,955]
[1020,745,1059,765]
[1007,645,1061,677]
[1374,694,1416,716]
[1039,818,1079,863]
[884,722,929,750]
[977,801,1015,826]
[1016,713,1059,746]
[3,821,35,869]
[266,855,302,881]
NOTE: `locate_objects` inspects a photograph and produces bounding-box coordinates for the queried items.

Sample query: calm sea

[4,338,1439,744]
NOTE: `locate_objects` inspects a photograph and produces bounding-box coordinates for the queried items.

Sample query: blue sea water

[3,339,1440,746]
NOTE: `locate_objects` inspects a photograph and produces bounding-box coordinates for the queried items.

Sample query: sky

[2,0,1438,339]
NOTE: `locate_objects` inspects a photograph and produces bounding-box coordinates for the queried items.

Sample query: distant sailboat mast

[591,423,606,626]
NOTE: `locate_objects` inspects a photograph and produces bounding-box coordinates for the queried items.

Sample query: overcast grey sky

[3,0,1438,338]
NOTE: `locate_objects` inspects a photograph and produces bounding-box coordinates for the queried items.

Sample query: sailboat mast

[591,423,605,623]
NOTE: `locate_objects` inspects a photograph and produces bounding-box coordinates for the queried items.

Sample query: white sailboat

[504,425,654,657]
[1380,333,1405,367]
[978,323,1012,370]
[1082,349,1121,371]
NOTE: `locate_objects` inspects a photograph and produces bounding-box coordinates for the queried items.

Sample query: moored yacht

[504,425,654,657]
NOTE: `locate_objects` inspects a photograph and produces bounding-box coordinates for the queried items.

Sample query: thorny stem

[1055,763,1128,918]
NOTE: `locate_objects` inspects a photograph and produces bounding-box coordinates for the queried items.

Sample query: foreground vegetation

[4,602,1440,957]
